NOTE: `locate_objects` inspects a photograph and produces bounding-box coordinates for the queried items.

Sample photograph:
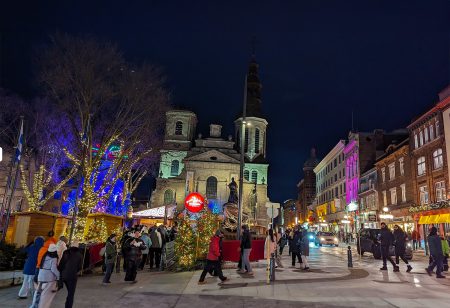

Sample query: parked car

[356,228,412,260]
[315,232,339,247]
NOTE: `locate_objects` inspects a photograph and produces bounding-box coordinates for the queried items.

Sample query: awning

[419,214,450,224]
[437,213,450,224]
[133,205,176,219]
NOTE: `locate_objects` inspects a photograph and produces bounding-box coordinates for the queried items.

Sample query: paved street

[1,245,450,308]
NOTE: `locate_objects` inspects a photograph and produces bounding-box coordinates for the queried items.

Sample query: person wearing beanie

[58,240,83,308]
[103,234,118,284]
[426,226,446,278]
[30,243,60,308]
[18,236,44,299]
[198,230,228,285]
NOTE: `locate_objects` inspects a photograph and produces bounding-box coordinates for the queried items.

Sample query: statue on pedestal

[227,177,238,204]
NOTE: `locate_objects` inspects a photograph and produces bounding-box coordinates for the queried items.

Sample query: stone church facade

[150,58,271,227]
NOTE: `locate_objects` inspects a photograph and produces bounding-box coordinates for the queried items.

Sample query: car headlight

[309,235,313,239]
[320,237,325,241]
[334,238,338,242]
[407,243,411,248]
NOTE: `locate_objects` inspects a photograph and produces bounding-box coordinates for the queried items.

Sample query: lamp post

[237,75,247,240]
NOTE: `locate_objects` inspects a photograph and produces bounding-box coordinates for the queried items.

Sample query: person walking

[58,241,83,308]
[36,231,57,272]
[123,229,147,283]
[426,226,446,278]
[393,225,412,272]
[442,235,449,272]
[265,228,283,269]
[198,230,228,284]
[411,229,420,250]
[288,229,294,256]
[238,225,253,276]
[18,237,44,299]
[149,227,162,270]
[103,234,118,284]
[30,244,60,308]
[290,227,302,268]
[138,231,152,270]
[379,222,399,272]
[300,229,310,270]
[279,231,287,255]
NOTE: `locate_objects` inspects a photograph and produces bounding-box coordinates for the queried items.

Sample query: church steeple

[245,57,263,117]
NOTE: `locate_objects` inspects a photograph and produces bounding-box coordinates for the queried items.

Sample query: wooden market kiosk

[5,211,70,247]
[132,205,176,228]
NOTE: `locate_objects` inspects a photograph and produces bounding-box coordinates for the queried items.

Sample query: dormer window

[175,121,183,135]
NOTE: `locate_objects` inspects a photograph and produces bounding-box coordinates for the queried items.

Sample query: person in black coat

[123,229,147,283]
[393,225,412,272]
[290,227,302,267]
[426,226,446,278]
[58,241,83,308]
[378,222,399,272]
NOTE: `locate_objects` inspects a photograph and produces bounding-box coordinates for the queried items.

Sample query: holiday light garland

[174,216,196,269]
[84,217,108,243]
[197,209,219,258]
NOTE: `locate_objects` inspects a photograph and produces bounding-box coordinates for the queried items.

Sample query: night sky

[1,1,450,202]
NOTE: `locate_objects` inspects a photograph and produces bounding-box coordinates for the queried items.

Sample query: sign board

[265,202,281,209]
[184,192,205,213]
[267,207,279,219]
[368,214,377,222]
[347,202,358,212]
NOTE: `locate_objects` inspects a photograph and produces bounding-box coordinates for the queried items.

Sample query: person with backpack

[102,234,118,284]
[30,243,59,308]
[18,237,44,299]
[58,241,83,308]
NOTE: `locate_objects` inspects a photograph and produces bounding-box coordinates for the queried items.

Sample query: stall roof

[133,205,176,219]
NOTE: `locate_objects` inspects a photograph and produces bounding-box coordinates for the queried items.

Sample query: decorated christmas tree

[197,209,219,258]
[174,216,196,269]
[84,217,108,243]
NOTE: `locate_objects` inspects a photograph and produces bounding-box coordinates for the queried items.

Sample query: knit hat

[48,244,57,253]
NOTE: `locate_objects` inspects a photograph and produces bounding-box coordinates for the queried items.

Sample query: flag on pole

[14,120,23,164]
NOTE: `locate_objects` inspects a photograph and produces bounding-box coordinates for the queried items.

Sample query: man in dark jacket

[58,241,83,308]
[238,225,253,275]
[291,227,302,267]
[426,226,446,278]
[393,225,412,272]
[379,222,398,271]
[149,227,162,270]
[123,229,147,282]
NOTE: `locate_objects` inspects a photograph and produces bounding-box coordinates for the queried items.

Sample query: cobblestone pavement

[1,245,449,308]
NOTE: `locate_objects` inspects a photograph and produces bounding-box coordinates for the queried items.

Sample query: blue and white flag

[14,120,23,164]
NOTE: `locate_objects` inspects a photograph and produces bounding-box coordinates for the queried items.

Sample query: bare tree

[37,33,169,239]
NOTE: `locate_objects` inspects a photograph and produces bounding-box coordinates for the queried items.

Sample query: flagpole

[1,116,24,242]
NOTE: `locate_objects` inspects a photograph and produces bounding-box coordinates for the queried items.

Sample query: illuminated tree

[174,217,196,269]
[197,209,219,258]
[85,217,108,243]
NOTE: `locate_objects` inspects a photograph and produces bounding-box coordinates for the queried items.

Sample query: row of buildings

[285,86,450,240]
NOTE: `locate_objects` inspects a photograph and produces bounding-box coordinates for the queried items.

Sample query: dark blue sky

[1,0,450,202]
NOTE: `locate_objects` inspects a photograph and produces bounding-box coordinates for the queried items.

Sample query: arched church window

[251,171,258,183]
[206,176,218,199]
[163,189,174,205]
[255,128,260,153]
[244,170,250,181]
[170,160,179,176]
[175,121,183,135]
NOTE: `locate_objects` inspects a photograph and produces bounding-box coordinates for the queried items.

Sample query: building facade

[408,86,450,237]
[374,140,414,231]
[299,149,319,224]
[313,140,346,233]
[358,167,378,229]
[150,58,271,227]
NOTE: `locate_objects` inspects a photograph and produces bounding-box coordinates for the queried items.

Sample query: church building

[150,58,271,227]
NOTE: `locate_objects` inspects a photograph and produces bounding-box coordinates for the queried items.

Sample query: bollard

[347,246,353,268]
[269,253,276,282]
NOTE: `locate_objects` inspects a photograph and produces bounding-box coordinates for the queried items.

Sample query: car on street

[315,232,339,246]
[356,228,413,260]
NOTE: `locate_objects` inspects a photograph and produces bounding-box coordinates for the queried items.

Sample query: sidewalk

[0,271,23,288]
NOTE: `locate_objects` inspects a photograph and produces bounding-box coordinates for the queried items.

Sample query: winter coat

[393,229,407,255]
[442,239,449,257]
[123,237,147,262]
[379,228,394,247]
[150,229,162,249]
[140,233,152,254]
[56,240,67,263]
[58,247,83,281]
[291,231,302,254]
[38,254,59,282]
[411,230,420,240]
[207,236,221,261]
[240,230,252,249]
[36,237,57,268]
[279,234,287,247]
[105,240,117,265]
[428,234,443,257]
[23,237,44,275]
[264,235,277,259]
[300,233,310,256]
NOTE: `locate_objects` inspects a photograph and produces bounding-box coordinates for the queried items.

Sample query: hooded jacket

[379,227,394,247]
[36,237,57,268]
[393,229,407,254]
[58,247,83,281]
[207,235,221,261]
[23,237,44,275]
[38,252,59,282]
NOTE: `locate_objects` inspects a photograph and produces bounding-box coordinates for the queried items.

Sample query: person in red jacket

[198,230,228,285]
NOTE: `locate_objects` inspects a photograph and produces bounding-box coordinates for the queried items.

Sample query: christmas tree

[174,216,196,269]
[84,217,108,243]
[197,209,219,258]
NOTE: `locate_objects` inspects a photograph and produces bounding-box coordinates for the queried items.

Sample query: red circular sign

[184,192,205,213]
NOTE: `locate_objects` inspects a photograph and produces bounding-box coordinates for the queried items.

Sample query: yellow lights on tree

[197,209,219,258]
[174,216,196,269]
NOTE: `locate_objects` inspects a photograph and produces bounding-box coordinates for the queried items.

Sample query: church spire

[245,57,263,117]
